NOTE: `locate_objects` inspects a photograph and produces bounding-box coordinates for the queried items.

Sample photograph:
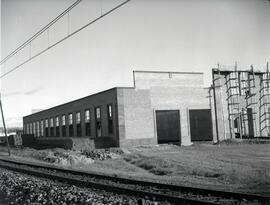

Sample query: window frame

[68,113,74,137]
[40,120,44,137]
[76,111,81,137]
[85,109,90,123]
[85,109,91,137]
[50,117,54,137]
[33,122,35,135]
[107,104,114,134]
[36,121,40,137]
[76,111,81,124]
[68,113,73,125]
[95,106,102,137]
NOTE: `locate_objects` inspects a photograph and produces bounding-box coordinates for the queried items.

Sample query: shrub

[123,153,174,175]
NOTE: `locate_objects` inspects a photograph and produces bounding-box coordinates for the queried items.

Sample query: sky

[1,0,270,127]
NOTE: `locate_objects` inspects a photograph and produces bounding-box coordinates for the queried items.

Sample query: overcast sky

[1,0,270,127]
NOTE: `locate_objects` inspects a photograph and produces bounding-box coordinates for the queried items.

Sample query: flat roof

[133,70,204,75]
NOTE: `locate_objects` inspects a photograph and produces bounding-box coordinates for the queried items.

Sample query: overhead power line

[0,0,130,79]
[0,0,82,65]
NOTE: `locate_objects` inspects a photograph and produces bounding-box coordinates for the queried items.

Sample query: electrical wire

[0,0,130,79]
[0,0,82,65]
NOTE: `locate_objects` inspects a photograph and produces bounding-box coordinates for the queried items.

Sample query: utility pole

[0,94,11,156]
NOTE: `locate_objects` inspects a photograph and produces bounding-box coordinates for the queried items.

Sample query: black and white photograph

[0,0,269,204]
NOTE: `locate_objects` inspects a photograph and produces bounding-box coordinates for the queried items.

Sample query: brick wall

[147,86,210,145]
[117,88,156,147]
[134,71,204,89]
[23,88,119,147]
[121,71,211,146]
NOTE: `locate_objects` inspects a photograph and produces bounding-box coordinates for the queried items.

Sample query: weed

[123,153,174,175]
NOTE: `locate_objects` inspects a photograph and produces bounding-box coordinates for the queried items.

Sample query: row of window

[24,104,114,137]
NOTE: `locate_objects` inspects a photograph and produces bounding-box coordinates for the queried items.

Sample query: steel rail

[0,159,218,205]
[0,157,269,205]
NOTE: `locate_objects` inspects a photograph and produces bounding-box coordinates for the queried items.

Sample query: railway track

[0,157,269,205]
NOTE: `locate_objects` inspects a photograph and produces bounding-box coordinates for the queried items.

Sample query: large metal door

[247,108,254,137]
[189,109,213,141]
[156,110,181,144]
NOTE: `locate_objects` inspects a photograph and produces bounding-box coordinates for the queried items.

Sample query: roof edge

[133,70,204,75]
[23,87,134,119]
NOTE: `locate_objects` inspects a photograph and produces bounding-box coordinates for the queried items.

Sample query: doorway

[156,110,181,144]
[189,109,213,141]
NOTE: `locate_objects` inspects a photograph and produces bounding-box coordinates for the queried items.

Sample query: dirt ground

[0,142,269,196]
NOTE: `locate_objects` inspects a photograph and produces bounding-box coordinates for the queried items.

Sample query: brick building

[211,66,270,142]
[23,71,212,148]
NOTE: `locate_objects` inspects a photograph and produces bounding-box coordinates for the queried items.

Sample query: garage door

[156,110,181,144]
[189,109,213,141]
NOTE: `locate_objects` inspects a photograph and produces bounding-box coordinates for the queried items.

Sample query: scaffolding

[225,63,241,139]
[242,66,257,138]
[259,63,270,136]
[223,63,263,138]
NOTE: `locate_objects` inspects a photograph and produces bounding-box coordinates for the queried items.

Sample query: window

[29,123,32,134]
[96,107,101,119]
[76,112,81,137]
[26,124,30,134]
[62,115,66,126]
[76,112,81,124]
[68,113,74,136]
[95,107,102,137]
[85,110,90,122]
[107,104,113,134]
[68,113,73,125]
[33,122,36,136]
[45,119,49,137]
[40,120,44,137]
[85,109,91,136]
[37,121,40,137]
[56,116,59,126]
[55,116,60,136]
[23,124,26,134]
[50,117,54,137]
[62,115,66,137]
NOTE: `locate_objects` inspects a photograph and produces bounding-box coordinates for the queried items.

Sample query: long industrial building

[23,71,212,148]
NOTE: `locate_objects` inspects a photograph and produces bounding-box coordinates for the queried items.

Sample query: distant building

[211,66,270,141]
[23,71,212,148]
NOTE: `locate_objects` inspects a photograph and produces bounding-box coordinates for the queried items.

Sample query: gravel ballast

[0,167,168,205]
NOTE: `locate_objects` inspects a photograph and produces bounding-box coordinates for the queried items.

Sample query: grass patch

[123,153,174,175]
[225,166,270,185]
[218,139,270,145]
[191,169,223,178]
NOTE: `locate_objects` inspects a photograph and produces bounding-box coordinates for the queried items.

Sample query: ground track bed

[0,158,269,205]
